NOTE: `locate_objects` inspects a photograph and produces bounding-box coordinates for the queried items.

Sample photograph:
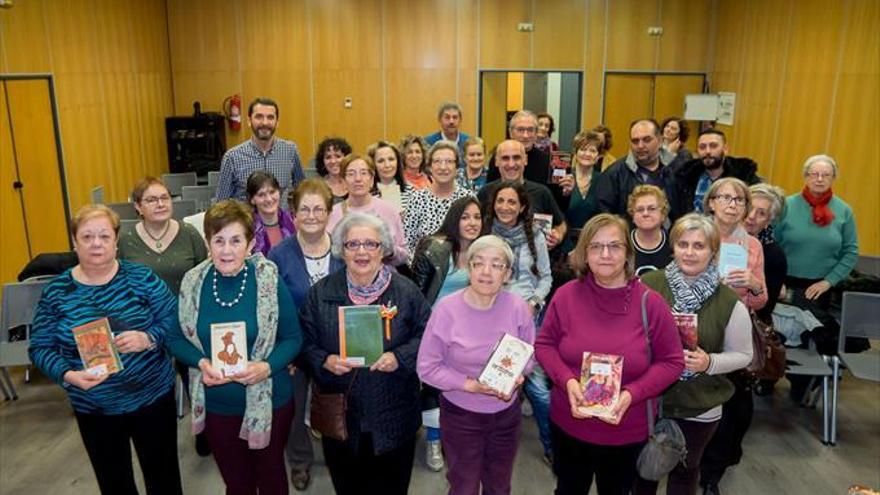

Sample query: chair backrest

[106,202,139,220]
[839,291,880,353]
[120,219,139,233]
[207,171,221,188]
[90,186,104,204]
[181,185,214,212]
[171,199,197,220]
[161,172,198,196]
[1,279,52,367]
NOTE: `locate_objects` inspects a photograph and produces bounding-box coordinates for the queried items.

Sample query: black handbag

[635,291,688,480]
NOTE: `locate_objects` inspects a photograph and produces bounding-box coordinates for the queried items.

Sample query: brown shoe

[291,468,311,491]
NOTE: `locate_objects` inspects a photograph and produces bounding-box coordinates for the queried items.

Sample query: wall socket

[343,97,353,109]
[647,26,664,36]
[517,22,534,32]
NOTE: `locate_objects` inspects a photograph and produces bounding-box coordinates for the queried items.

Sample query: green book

[338,305,384,366]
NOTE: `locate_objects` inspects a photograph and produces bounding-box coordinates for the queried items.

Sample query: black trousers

[551,421,644,495]
[74,390,182,495]
[634,419,719,495]
[322,432,416,495]
[700,376,754,485]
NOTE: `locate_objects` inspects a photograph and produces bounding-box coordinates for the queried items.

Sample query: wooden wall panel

[653,74,704,121]
[606,0,658,70]
[0,0,51,73]
[0,85,32,284]
[604,74,653,159]
[481,71,508,152]
[582,0,607,127]
[532,0,586,70]
[657,0,711,72]
[479,0,531,69]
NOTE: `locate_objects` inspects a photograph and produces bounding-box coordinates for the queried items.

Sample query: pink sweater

[535,274,684,445]
[720,230,768,311]
[326,197,409,265]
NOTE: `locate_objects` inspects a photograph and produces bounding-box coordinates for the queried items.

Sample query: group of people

[27,96,859,495]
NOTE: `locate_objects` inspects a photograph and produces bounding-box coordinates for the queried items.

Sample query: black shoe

[703,482,721,495]
[195,432,211,457]
[291,468,311,491]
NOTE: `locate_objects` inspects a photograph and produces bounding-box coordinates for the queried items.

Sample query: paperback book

[578,352,623,418]
[72,317,124,376]
[211,321,248,378]
[478,333,534,396]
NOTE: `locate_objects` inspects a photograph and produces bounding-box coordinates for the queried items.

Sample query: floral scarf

[347,264,392,305]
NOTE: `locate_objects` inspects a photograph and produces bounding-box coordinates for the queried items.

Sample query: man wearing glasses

[674,128,761,214]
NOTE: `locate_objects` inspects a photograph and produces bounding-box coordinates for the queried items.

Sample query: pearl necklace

[212,264,248,308]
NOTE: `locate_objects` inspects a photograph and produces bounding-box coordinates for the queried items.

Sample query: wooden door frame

[1,73,73,251]
[477,69,584,140]
[600,70,708,123]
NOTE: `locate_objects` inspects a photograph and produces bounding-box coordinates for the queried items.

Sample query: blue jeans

[524,363,552,456]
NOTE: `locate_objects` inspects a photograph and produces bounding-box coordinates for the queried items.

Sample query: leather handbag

[746,312,786,380]
[635,291,688,480]
[309,370,358,442]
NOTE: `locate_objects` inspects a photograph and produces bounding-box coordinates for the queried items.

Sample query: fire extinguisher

[223,94,242,131]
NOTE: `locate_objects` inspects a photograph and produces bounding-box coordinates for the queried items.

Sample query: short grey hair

[427,140,460,165]
[437,102,462,120]
[802,154,838,178]
[330,212,394,259]
[508,110,538,133]
[748,183,786,222]
[466,235,514,268]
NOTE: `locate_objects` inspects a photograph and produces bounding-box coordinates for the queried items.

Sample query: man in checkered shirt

[213,97,305,209]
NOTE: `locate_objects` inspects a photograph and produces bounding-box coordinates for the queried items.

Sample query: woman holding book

[637,213,752,495]
[29,204,183,495]
[168,199,302,494]
[410,196,483,471]
[267,178,344,491]
[417,235,535,494]
[248,170,296,256]
[298,212,431,495]
[535,213,684,495]
[698,178,767,495]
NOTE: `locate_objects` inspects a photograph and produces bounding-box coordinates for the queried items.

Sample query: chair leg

[821,374,830,445]
[0,371,11,401]
[1,367,18,400]
[831,356,839,445]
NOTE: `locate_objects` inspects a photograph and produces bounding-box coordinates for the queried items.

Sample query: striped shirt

[29,261,176,415]
[214,137,306,209]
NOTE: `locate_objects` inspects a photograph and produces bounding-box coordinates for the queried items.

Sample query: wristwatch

[145,332,158,351]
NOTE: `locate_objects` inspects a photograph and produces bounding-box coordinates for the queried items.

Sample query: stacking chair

[831,292,880,444]
[785,347,835,444]
[171,199,197,221]
[181,185,214,212]
[106,202,139,220]
[119,218,139,233]
[161,172,197,196]
[0,277,52,400]
[207,170,221,188]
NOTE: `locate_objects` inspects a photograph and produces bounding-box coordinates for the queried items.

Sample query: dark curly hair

[314,137,353,177]
[482,181,540,277]
[660,116,690,144]
[418,196,483,264]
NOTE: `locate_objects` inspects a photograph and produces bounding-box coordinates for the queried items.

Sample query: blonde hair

[669,213,720,257]
[704,177,751,216]
[627,184,670,218]
[71,204,120,238]
[570,213,634,281]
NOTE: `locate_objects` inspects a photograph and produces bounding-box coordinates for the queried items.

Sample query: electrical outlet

[517,22,534,32]
[647,26,664,36]
[343,97,353,109]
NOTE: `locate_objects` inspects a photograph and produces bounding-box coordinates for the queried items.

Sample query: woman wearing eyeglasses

[326,154,409,265]
[267,178,344,491]
[417,235,535,494]
[696,177,766,495]
[627,185,673,277]
[298,212,431,495]
[403,141,475,258]
[536,213,683,495]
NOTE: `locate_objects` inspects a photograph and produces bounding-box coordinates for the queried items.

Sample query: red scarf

[801,186,835,227]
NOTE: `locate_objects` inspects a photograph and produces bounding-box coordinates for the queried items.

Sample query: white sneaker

[426,440,444,471]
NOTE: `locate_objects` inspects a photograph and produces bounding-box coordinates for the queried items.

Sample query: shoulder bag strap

[639,290,657,432]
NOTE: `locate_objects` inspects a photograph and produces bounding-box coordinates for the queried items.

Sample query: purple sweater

[417,290,535,413]
[535,274,684,445]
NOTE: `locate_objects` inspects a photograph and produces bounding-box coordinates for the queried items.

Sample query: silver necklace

[143,221,171,249]
[212,264,248,308]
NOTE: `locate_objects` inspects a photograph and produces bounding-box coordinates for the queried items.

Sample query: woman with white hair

[298,212,432,495]
[776,154,858,312]
[417,235,536,494]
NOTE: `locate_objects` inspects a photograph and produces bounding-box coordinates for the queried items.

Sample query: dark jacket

[298,270,431,454]
[267,236,344,308]
[596,149,686,224]
[410,236,453,305]
[674,156,760,215]
[757,239,787,324]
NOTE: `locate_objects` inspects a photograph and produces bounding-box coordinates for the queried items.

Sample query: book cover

[578,352,624,418]
[548,152,571,183]
[671,313,699,350]
[478,333,534,396]
[718,242,748,276]
[211,321,248,378]
[533,213,553,237]
[338,305,384,367]
[72,317,124,376]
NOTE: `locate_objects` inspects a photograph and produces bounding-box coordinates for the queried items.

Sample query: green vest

[641,270,739,419]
